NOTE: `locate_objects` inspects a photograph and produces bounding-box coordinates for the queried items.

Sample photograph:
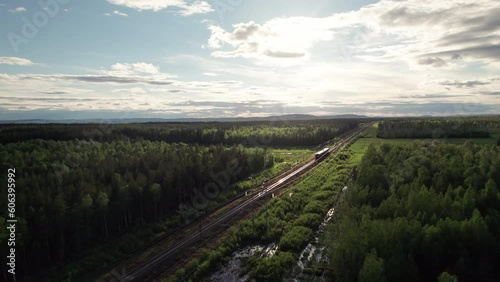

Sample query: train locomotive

[315,148,330,160]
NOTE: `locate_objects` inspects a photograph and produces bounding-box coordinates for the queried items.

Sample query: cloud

[263,50,306,58]
[104,10,129,17]
[437,7,500,47]
[0,97,99,102]
[167,99,286,109]
[360,0,500,67]
[0,57,34,66]
[206,0,500,67]
[4,0,500,119]
[0,63,176,86]
[477,91,500,96]
[421,44,500,63]
[206,18,334,59]
[65,62,178,85]
[417,57,447,68]
[42,90,73,95]
[56,75,174,85]
[106,0,213,15]
[397,93,470,99]
[439,79,491,88]
[203,72,218,77]
[177,1,213,16]
[108,62,160,75]
[8,7,27,13]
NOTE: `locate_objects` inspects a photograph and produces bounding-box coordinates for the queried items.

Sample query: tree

[359,249,386,282]
[151,183,161,220]
[438,272,457,282]
[328,140,500,282]
[96,191,109,238]
[480,179,499,211]
[81,194,94,243]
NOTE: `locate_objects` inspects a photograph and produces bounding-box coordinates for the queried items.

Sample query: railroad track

[116,126,366,282]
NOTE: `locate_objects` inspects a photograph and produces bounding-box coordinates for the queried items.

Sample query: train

[315,148,330,160]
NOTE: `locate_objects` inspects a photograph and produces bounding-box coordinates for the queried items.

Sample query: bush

[294,213,323,229]
[303,200,325,214]
[280,226,313,252]
[251,252,295,281]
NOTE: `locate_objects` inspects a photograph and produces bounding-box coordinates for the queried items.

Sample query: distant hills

[0,114,369,124]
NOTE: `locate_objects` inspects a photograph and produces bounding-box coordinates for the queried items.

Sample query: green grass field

[272,147,316,163]
[346,123,414,165]
[346,123,499,166]
[235,147,315,191]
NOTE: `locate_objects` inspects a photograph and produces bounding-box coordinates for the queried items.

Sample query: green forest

[2,117,500,282]
[0,140,274,280]
[170,144,355,282]
[0,119,359,146]
[327,141,500,282]
[0,119,360,281]
[377,117,500,139]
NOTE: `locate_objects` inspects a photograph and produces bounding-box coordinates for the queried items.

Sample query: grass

[272,147,315,163]
[192,154,352,280]
[347,123,499,167]
[87,147,315,282]
[164,124,499,281]
[347,123,415,165]
[444,130,499,145]
[235,148,315,191]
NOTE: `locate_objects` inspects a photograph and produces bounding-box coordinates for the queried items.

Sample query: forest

[0,119,359,146]
[376,117,500,138]
[169,147,356,282]
[0,139,274,280]
[0,118,360,281]
[327,141,500,282]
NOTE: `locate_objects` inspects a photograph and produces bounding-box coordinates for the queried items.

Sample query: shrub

[280,226,313,252]
[294,213,323,229]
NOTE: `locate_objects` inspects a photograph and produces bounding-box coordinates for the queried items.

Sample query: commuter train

[315,148,330,160]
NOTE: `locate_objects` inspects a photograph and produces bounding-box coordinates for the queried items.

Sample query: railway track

[116,126,365,282]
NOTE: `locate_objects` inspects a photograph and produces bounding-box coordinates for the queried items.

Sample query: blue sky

[0,0,499,120]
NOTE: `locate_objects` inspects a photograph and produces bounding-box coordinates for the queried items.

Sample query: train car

[315,148,329,160]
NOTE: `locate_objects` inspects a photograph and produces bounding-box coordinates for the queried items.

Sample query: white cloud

[177,1,213,16]
[107,62,161,76]
[114,10,128,16]
[2,1,500,118]
[0,66,264,115]
[1,64,498,117]
[344,0,500,68]
[0,57,34,66]
[203,72,218,77]
[206,18,335,59]
[104,10,129,17]
[106,0,213,15]
[8,7,27,13]
[206,0,500,68]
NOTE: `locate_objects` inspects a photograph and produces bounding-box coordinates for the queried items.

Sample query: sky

[0,0,499,120]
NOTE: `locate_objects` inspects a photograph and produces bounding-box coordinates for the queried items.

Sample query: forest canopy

[0,119,359,146]
[0,139,274,280]
[377,118,499,139]
[327,141,500,282]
